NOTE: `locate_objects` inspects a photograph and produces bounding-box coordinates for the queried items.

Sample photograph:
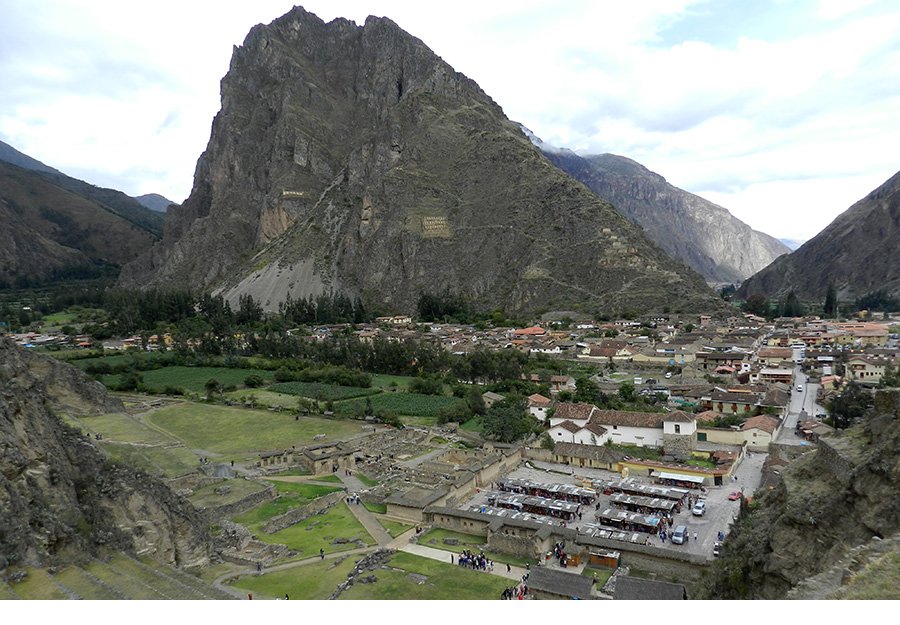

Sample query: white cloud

[0,0,898,241]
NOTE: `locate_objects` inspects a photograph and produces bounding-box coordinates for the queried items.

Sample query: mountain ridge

[738,169,900,301]
[522,129,791,284]
[119,6,721,316]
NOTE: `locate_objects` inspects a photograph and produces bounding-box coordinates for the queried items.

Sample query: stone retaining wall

[201,484,276,521]
[262,491,345,534]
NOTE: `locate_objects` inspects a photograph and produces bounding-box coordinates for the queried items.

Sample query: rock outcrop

[703,396,900,599]
[0,339,211,572]
[119,6,720,316]
[534,142,790,284]
[738,169,900,301]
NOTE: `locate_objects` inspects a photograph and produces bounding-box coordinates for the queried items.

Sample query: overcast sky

[1,0,899,241]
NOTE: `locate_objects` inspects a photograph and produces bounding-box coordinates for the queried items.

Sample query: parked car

[796,384,804,392]
[728,491,742,501]
[692,500,706,516]
[665,372,673,379]
[671,525,688,544]
[713,541,723,557]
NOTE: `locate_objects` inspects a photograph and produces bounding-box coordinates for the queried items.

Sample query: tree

[244,375,265,388]
[781,290,803,318]
[482,396,533,443]
[618,381,636,403]
[742,294,768,317]
[824,283,838,319]
[829,382,873,429]
[205,378,223,398]
[879,362,900,388]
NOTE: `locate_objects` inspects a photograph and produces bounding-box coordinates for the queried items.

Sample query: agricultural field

[270,381,380,401]
[137,366,275,393]
[337,392,465,419]
[65,412,177,446]
[224,389,300,410]
[146,402,366,459]
[339,552,511,600]
[69,351,164,370]
[370,373,416,389]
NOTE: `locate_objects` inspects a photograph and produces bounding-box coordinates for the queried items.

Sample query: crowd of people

[455,549,493,571]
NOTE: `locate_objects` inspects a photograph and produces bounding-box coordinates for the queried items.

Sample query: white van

[671,525,688,545]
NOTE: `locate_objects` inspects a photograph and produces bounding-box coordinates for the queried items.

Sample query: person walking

[320,548,325,560]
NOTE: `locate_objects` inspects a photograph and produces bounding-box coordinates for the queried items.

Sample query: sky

[1,0,899,241]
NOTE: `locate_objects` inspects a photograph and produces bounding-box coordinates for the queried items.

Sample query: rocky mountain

[529,137,790,284]
[738,170,900,302]
[0,339,211,571]
[0,161,159,287]
[136,193,175,213]
[779,238,805,251]
[119,6,720,316]
[703,390,900,599]
[0,139,165,238]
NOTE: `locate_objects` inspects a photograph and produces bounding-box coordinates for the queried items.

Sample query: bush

[244,374,265,388]
[409,376,444,396]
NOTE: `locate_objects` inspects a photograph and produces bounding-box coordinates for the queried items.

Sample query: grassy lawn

[268,468,311,477]
[340,552,510,600]
[356,473,378,487]
[364,502,387,514]
[229,555,360,599]
[147,402,365,458]
[371,374,416,389]
[67,412,178,445]
[336,392,465,418]
[233,481,342,528]
[460,417,484,433]
[581,566,614,587]
[270,381,381,401]
[313,474,343,483]
[252,502,375,559]
[377,518,414,538]
[189,478,271,509]
[224,389,301,410]
[7,568,69,599]
[415,528,532,567]
[101,442,200,477]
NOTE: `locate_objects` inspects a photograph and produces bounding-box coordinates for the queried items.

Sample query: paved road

[777,366,827,445]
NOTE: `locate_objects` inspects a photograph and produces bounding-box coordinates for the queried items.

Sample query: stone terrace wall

[201,483,276,522]
[262,491,345,533]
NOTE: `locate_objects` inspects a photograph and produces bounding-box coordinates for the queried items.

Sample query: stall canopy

[652,471,705,484]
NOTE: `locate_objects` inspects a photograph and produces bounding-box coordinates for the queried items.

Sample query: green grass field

[252,502,375,558]
[101,442,200,478]
[69,351,165,370]
[229,555,360,599]
[270,381,380,401]
[224,389,301,410]
[233,481,343,528]
[377,518,413,538]
[416,528,531,567]
[68,412,178,445]
[138,366,275,393]
[189,478,271,509]
[147,402,366,458]
[356,473,379,487]
[339,552,511,600]
[336,392,465,418]
[370,374,416,389]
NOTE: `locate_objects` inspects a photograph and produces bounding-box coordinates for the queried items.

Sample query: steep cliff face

[738,170,900,301]
[0,340,211,571]
[704,400,900,599]
[119,6,719,316]
[538,147,790,284]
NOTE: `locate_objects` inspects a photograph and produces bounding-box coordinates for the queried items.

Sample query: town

[4,297,897,600]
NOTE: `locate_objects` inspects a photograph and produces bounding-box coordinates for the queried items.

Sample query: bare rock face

[704,405,900,599]
[119,6,720,316]
[738,169,900,301]
[0,340,210,571]
[537,146,790,284]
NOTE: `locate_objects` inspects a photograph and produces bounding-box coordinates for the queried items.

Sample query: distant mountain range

[739,170,900,302]
[119,7,722,316]
[0,139,164,287]
[524,129,790,285]
[136,193,174,213]
[778,238,806,251]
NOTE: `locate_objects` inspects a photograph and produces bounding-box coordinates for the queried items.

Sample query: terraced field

[3,555,234,600]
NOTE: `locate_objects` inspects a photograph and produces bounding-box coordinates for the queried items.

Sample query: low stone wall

[262,491,345,534]
[487,532,544,560]
[201,484,276,521]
